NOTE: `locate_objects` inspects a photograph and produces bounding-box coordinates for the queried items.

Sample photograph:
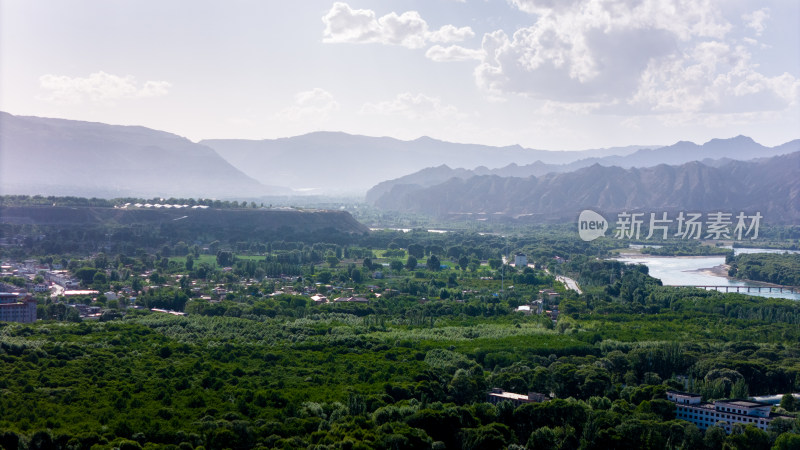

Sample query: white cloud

[426,45,484,62]
[279,88,340,121]
[742,8,769,36]
[428,24,475,43]
[322,2,473,49]
[140,80,171,98]
[361,93,462,120]
[472,0,796,116]
[630,41,799,114]
[38,71,171,104]
[510,0,583,15]
[538,100,604,115]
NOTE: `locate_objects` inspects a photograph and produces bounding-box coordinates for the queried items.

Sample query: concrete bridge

[678,285,798,294]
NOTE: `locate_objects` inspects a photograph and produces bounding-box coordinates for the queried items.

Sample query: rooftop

[718,399,771,408]
[489,391,530,401]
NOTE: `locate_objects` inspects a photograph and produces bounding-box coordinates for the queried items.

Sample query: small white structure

[487,388,547,406]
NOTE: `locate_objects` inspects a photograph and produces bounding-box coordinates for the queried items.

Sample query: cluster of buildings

[485,388,794,436]
[666,390,794,434]
[515,289,560,322]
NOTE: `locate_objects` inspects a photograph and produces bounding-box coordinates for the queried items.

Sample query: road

[50,283,64,298]
[556,275,582,294]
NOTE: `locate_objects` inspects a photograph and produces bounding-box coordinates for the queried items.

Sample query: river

[613,247,800,301]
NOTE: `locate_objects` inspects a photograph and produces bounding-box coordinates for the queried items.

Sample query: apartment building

[667,390,792,434]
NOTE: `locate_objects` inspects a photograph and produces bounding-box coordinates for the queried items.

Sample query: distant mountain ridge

[370,151,800,224]
[0,112,288,198]
[366,136,799,203]
[201,133,655,194]
[2,111,797,209]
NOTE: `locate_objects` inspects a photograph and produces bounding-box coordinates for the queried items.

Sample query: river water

[613,248,800,301]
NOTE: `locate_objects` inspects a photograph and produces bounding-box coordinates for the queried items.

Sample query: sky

[1,0,798,150]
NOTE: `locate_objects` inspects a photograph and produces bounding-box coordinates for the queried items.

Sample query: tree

[489,259,502,270]
[730,378,749,399]
[725,425,770,450]
[461,423,513,450]
[92,271,108,289]
[362,258,374,271]
[0,432,20,450]
[216,250,234,267]
[526,426,558,449]
[65,307,82,322]
[185,254,194,271]
[448,368,484,404]
[29,431,53,450]
[779,393,796,412]
[317,271,332,284]
[408,244,424,259]
[773,433,800,450]
[703,425,726,450]
[406,255,418,270]
[74,267,98,285]
[427,255,441,271]
[351,268,363,283]
[390,260,404,272]
[94,253,108,269]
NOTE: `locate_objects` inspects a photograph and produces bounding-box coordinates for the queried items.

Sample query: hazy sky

[1,0,798,150]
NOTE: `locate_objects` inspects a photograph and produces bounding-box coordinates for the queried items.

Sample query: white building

[667,390,792,434]
[514,254,527,267]
[0,293,37,323]
[487,388,547,407]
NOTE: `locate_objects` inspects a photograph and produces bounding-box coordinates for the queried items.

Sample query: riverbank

[612,253,800,300]
[682,262,792,289]
[693,263,730,278]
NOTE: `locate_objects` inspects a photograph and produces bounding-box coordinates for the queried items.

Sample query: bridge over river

[675,285,798,294]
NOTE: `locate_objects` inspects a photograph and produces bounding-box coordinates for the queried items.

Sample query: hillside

[366,136,799,203]
[0,112,287,198]
[0,205,368,236]
[370,151,800,223]
[201,133,653,194]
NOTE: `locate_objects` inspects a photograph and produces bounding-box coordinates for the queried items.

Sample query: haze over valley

[2,112,797,226]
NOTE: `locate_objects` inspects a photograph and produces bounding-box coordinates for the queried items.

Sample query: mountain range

[365,136,799,203]
[200,134,654,194]
[1,112,797,221]
[369,151,800,223]
[0,112,288,198]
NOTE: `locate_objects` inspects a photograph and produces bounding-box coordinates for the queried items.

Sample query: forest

[1,197,799,449]
[727,253,800,287]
